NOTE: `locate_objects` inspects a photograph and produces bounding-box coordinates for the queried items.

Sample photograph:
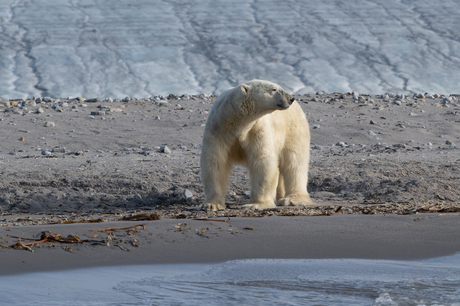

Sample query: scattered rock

[160,146,171,154]
[91,111,106,116]
[97,104,111,110]
[183,189,193,199]
[41,150,53,156]
[44,122,55,127]
[51,147,67,153]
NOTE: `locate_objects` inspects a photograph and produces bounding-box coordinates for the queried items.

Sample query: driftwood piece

[192,218,230,222]
[10,231,106,251]
[121,213,161,221]
[88,224,145,233]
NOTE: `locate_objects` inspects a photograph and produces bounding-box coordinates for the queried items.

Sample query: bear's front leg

[200,145,233,212]
[242,156,278,210]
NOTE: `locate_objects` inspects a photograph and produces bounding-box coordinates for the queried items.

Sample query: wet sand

[1,214,460,276]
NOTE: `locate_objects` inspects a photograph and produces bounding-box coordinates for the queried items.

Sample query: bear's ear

[240,84,250,95]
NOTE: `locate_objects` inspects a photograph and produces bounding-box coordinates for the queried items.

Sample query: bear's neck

[224,101,273,138]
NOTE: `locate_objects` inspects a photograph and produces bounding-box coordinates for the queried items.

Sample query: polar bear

[200,79,313,211]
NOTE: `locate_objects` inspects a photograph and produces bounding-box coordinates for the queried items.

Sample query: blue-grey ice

[1,0,460,99]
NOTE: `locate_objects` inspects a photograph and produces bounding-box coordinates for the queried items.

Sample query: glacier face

[1,0,460,99]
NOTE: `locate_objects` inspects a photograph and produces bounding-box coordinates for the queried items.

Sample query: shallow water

[1,0,460,98]
[1,254,460,305]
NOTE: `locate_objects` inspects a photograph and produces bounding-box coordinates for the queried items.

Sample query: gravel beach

[1,92,459,275]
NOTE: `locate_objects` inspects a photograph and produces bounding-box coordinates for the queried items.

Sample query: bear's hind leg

[276,173,285,201]
[242,157,278,210]
[276,154,313,207]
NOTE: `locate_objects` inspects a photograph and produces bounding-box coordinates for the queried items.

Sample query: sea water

[1,253,460,305]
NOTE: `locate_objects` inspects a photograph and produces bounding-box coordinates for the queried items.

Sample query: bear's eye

[272,88,277,92]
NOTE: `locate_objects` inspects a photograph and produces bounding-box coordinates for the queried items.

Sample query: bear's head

[240,80,295,112]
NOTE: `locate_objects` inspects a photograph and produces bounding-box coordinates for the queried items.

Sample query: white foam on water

[1,253,460,305]
[1,0,460,99]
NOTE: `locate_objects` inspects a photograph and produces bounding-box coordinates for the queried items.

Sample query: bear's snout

[277,92,294,109]
[277,92,295,109]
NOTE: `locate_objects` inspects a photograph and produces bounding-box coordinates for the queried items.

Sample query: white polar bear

[200,79,313,211]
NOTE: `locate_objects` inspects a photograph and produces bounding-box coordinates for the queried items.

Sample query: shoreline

[1,214,460,276]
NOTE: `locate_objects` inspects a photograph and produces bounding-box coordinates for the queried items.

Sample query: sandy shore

[1,92,459,275]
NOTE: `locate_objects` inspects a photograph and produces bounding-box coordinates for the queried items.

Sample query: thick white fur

[200,80,313,211]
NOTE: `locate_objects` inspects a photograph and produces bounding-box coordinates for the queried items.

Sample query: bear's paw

[241,202,277,211]
[277,195,314,206]
[200,203,226,212]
